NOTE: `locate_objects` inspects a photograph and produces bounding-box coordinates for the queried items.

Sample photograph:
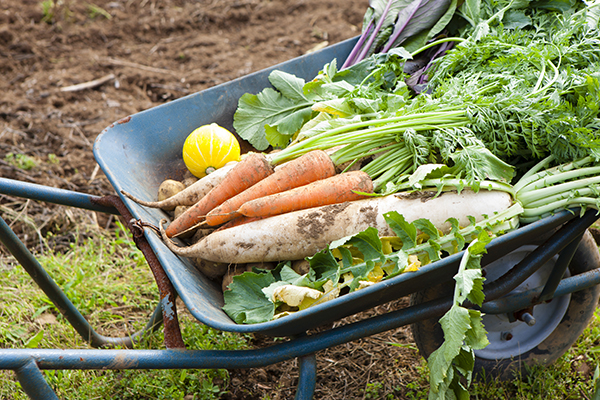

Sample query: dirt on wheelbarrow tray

[0,0,424,398]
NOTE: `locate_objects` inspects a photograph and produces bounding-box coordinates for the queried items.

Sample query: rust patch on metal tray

[116,115,131,124]
[296,202,352,239]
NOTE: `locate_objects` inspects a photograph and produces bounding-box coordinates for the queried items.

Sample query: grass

[0,219,249,400]
[1,214,600,399]
[363,316,600,400]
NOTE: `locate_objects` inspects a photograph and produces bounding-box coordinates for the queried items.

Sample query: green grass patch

[2,219,600,398]
[0,221,250,399]
[4,153,38,171]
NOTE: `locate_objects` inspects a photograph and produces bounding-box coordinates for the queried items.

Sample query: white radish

[160,189,513,264]
[121,161,237,211]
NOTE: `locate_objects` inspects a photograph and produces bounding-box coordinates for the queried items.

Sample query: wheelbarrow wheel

[409,230,600,381]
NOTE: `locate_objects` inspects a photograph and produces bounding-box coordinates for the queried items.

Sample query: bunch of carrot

[133,149,375,239]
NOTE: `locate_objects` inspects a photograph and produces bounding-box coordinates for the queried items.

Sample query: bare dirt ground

[0,0,426,398]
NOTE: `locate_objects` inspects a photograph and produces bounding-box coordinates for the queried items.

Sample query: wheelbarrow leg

[15,358,59,400]
[92,195,185,349]
[295,353,317,400]
[0,215,163,348]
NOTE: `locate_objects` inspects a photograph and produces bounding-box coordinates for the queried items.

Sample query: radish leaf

[223,271,277,324]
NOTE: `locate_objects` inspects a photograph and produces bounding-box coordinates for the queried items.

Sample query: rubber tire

[409,230,600,380]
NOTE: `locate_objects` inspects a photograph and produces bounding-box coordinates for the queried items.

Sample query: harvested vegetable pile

[130,0,600,398]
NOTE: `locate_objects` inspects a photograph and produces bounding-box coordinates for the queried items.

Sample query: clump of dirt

[0,0,426,398]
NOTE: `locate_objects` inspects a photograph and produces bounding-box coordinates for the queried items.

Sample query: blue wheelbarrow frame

[1,38,600,399]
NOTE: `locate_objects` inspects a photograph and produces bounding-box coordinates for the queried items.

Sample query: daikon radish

[159,189,513,264]
[121,161,237,211]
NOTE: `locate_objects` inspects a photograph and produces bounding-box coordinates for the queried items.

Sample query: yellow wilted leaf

[405,254,421,272]
[357,280,376,290]
[367,264,384,282]
[381,237,403,253]
[272,285,322,307]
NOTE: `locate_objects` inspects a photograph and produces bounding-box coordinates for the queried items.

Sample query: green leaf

[449,145,515,183]
[408,164,456,188]
[502,9,532,29]
[269,70,310,102]
[459,0,482,27]
[233,88,313,150]
[439,306,472,361]
[413,218,441,241]
[447,217,466,252]
[346,260,377,291]
[312,98,355,117]
[345,227,385,261]
[423,238,442,264]
[454,268,484,305]
[465,309,489,349]
[383,249,409,276]
[308,249,341,286]
[428,305,471,393]
[264,104,314,148]
[24,330,44,348]
[383,211,418,249]
[222,272,277,324]
[232,70,317,151]
[319,81,356,97]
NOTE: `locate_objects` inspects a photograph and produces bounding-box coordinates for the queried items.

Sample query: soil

[0,0,425,398]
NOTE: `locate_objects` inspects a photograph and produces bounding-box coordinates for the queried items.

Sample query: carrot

[121,161,237,211]
[165,152,274,237]
[204,149,336,226]
[237,170,373,219]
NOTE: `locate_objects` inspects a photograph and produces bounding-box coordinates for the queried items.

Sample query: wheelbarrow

[1,37,600,399]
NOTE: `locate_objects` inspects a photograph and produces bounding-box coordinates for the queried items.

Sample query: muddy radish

[121,162,237,211]
[160,189,513,264]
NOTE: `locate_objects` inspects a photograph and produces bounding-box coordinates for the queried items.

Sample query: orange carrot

[237,170,373,219]
[204,149,336,226]
[165,152,274,237]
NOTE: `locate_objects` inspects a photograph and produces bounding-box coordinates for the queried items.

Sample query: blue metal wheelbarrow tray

[2,38,600,399]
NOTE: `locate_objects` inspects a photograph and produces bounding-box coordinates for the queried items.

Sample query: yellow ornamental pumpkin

[182,123,241,178]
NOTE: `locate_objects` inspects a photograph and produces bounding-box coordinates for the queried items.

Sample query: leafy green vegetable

[222,153,600,399]
[341,0,458,68]
[222,203,521,324]
[222,271,277,324]
[233,71,316,150]
[236,0,600,194]
[226,1,600,399]
[427,231,491,399]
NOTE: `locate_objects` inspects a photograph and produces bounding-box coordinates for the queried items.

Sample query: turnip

[159,189,513,264]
